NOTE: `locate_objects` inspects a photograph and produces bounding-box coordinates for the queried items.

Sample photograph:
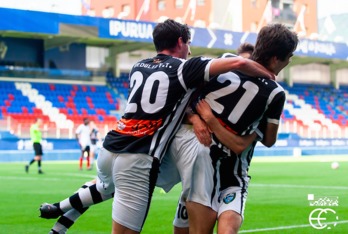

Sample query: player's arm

[75,126,81,144]
[184,110,212,147]
[209,56,274,80]
[257,91,285,147]
[196,99,257,154]
[257,118,279,147]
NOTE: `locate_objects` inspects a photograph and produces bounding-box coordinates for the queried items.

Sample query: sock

[38,160,42,170]
[57,183,113,212]
[51,181,113,233]
[28,159,35,165]
[51,208,88,234]
[79,157,83,169]
[90,156,94,168]
[87,155,90,168]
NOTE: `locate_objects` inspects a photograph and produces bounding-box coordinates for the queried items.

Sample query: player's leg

[49,180,94,233]
[25,158,35,173]
[86,146,91,169]
[186,201,216,234]
[35,143,44,173]
[217,211,242,234]
[40,179,114,219]
[36,155,43,174]
[170,125,217,234]
[26,143,41,173]
[102,152,159,234]
[79,148,84,170]
[89,145,95,169]
[173,193,189,234]
[215,187,248,234]
[49,208,88,234]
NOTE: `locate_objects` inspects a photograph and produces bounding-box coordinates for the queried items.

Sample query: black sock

[29,159,35,165]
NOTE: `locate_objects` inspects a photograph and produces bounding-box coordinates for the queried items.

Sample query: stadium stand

[280,83,348,138]
[0,79,126,139]
[2,77,347,140]
[106,72,130,100]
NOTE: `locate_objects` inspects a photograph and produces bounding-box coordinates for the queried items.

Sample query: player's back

[103,54,212,159]
[202,70,284,136]
[124,54,211,120]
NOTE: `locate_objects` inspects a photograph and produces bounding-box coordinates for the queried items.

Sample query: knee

[217,211,242,234]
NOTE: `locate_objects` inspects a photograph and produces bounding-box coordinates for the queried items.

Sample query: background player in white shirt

[89,120,101,169]
[75,118,92,170]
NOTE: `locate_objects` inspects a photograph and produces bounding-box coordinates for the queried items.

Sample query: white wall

[336,68,348,85]
[117,50,156,72]
[86,47,109,69]
[290,63,331,84]
[211,0,243,31]
[0,0,82,15]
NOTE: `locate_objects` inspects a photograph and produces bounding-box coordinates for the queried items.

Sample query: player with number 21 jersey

[199,53,285,190]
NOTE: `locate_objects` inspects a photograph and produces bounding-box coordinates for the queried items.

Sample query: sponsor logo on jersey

[223,193,236,204]
[115,118,163,137]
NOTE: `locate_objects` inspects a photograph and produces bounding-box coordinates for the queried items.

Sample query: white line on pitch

[239,220,348,233]
[251,183,348,190]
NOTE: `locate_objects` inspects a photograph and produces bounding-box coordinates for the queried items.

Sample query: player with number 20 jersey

[103,54,212,161]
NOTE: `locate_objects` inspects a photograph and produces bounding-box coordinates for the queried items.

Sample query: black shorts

[33,143,43,156]
[82,145,90,153]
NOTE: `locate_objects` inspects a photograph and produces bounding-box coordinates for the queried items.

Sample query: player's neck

[157,49,181,58]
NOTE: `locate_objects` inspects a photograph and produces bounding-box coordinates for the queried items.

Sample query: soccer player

[172,23,299,234]
[99,19,277,234]
[25,118,44,174]
[75,117,92,170]
[89,120,101,169]
[161,43,257,234]
[236,42,254,59]
[40,18,273,234]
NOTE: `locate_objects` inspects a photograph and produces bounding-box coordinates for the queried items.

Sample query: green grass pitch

[1,156,347,233]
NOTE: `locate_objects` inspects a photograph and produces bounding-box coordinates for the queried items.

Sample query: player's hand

[191,115,212,147]
[196,99,215,124]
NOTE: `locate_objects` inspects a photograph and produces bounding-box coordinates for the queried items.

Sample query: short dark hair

[83,118,90,124]
[237,43,254,55]
[152,19,191,52]
[251,24,298,67]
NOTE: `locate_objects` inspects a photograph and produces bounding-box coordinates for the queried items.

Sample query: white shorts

[90,144,98,155]
[158,125,216,227]
[96,148,159,232]
[214,184,249,220]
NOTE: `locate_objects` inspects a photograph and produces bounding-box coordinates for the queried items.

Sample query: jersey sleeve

[265,91,286,124]
[255,92,285,141]
[181,56,213,90]
[75,125,82,134]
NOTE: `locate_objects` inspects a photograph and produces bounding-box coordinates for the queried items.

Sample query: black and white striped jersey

[201,70,285,136]
[200,53,286,189]
[103,54,212,161]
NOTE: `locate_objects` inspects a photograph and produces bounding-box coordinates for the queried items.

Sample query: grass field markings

[0,173,95,181]
[0,176,61,181]
[60,173,96,179]
[239,220,348,233]
[251,183,348,190]
[252,155,348,163]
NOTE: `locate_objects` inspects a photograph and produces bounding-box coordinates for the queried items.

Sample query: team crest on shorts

[223,193,236,204]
